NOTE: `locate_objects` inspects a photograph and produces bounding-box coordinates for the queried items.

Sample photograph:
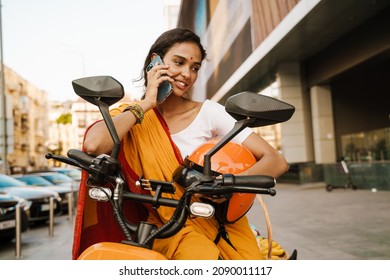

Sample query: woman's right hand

[84,63,174,156]
[144,63,174,105]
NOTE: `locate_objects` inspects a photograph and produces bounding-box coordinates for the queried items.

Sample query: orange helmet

[173,138,257,224]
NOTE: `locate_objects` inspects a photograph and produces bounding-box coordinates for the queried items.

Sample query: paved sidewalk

[247,183,390,260]
[1,182,389,260]
[0,214,74,260]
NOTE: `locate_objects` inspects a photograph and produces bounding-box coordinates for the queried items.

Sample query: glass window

[341,127,390,161]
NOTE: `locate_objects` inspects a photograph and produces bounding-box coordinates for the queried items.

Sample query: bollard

[15,205,22,259]
[67,192,73,223]
[49,197,54,237]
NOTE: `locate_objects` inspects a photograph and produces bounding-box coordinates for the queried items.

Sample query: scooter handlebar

[219,173,276,188]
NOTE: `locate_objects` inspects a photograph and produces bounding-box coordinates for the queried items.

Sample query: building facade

[177,0,390,188]
[46,100,75,167]
[3,65,49,173]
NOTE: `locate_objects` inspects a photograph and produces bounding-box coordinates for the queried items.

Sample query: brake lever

[197,183,277,196]
[45,153,83,169]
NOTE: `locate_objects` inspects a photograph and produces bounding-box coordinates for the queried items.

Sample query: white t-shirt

[171,99,253,159]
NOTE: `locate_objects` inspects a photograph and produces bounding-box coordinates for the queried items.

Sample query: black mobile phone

[146,55,173,103]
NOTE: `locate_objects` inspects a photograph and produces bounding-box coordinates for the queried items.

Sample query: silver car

[13,174,73,213]
[0,174,62,224]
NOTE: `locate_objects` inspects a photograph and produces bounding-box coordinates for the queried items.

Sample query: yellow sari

[72,103,262,260]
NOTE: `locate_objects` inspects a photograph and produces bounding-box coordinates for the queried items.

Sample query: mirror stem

[96,98,121,159]
[202,118,255,179]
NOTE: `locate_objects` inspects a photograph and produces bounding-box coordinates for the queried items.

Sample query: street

[1,182,390,260]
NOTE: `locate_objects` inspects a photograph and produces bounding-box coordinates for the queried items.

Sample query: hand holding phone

[146,55,173,103]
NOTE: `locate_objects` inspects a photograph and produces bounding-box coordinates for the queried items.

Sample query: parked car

[49,167,81,183]
[30,170,79,194]
[12,174,74,213]
[0,174,62,224]
[29,171,77,188]
[0,192,30,241]
[28,171,79,207]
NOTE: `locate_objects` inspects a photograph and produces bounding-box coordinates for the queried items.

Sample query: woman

[73,28,289,260]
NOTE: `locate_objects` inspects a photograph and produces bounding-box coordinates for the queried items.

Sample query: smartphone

[146,55,173,103]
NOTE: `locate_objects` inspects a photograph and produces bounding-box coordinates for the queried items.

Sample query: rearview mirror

[225,91,295,127]
[71,76,124,159]
[72,76,124,107]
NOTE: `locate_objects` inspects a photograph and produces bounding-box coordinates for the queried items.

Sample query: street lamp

[0,0,8,174]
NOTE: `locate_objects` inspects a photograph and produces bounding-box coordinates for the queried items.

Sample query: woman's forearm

[241,132,289,178]
[83,100,155,155]
[244,152,289,178]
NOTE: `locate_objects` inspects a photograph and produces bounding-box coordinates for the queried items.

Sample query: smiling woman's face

[162,42,202,97]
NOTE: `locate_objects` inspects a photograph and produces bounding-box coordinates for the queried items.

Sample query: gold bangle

[123,104,144,124]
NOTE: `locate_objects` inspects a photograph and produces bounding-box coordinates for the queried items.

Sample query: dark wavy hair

[138,28,207,88]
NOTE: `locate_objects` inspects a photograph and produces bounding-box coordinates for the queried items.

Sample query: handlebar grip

[67,149,96,167]
[221,174,275,188]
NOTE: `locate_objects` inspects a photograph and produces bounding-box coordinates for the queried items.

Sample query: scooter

[46,76,296,260]
[326,160,358,191]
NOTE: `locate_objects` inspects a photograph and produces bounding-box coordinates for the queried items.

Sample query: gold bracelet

[123,104,144,124]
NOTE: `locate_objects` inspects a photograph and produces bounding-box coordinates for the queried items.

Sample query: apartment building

[2,65,48,173]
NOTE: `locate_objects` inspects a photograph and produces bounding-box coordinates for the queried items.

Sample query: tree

[56,113,72,124]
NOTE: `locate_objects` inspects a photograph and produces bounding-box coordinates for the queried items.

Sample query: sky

[1,0,170,101]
